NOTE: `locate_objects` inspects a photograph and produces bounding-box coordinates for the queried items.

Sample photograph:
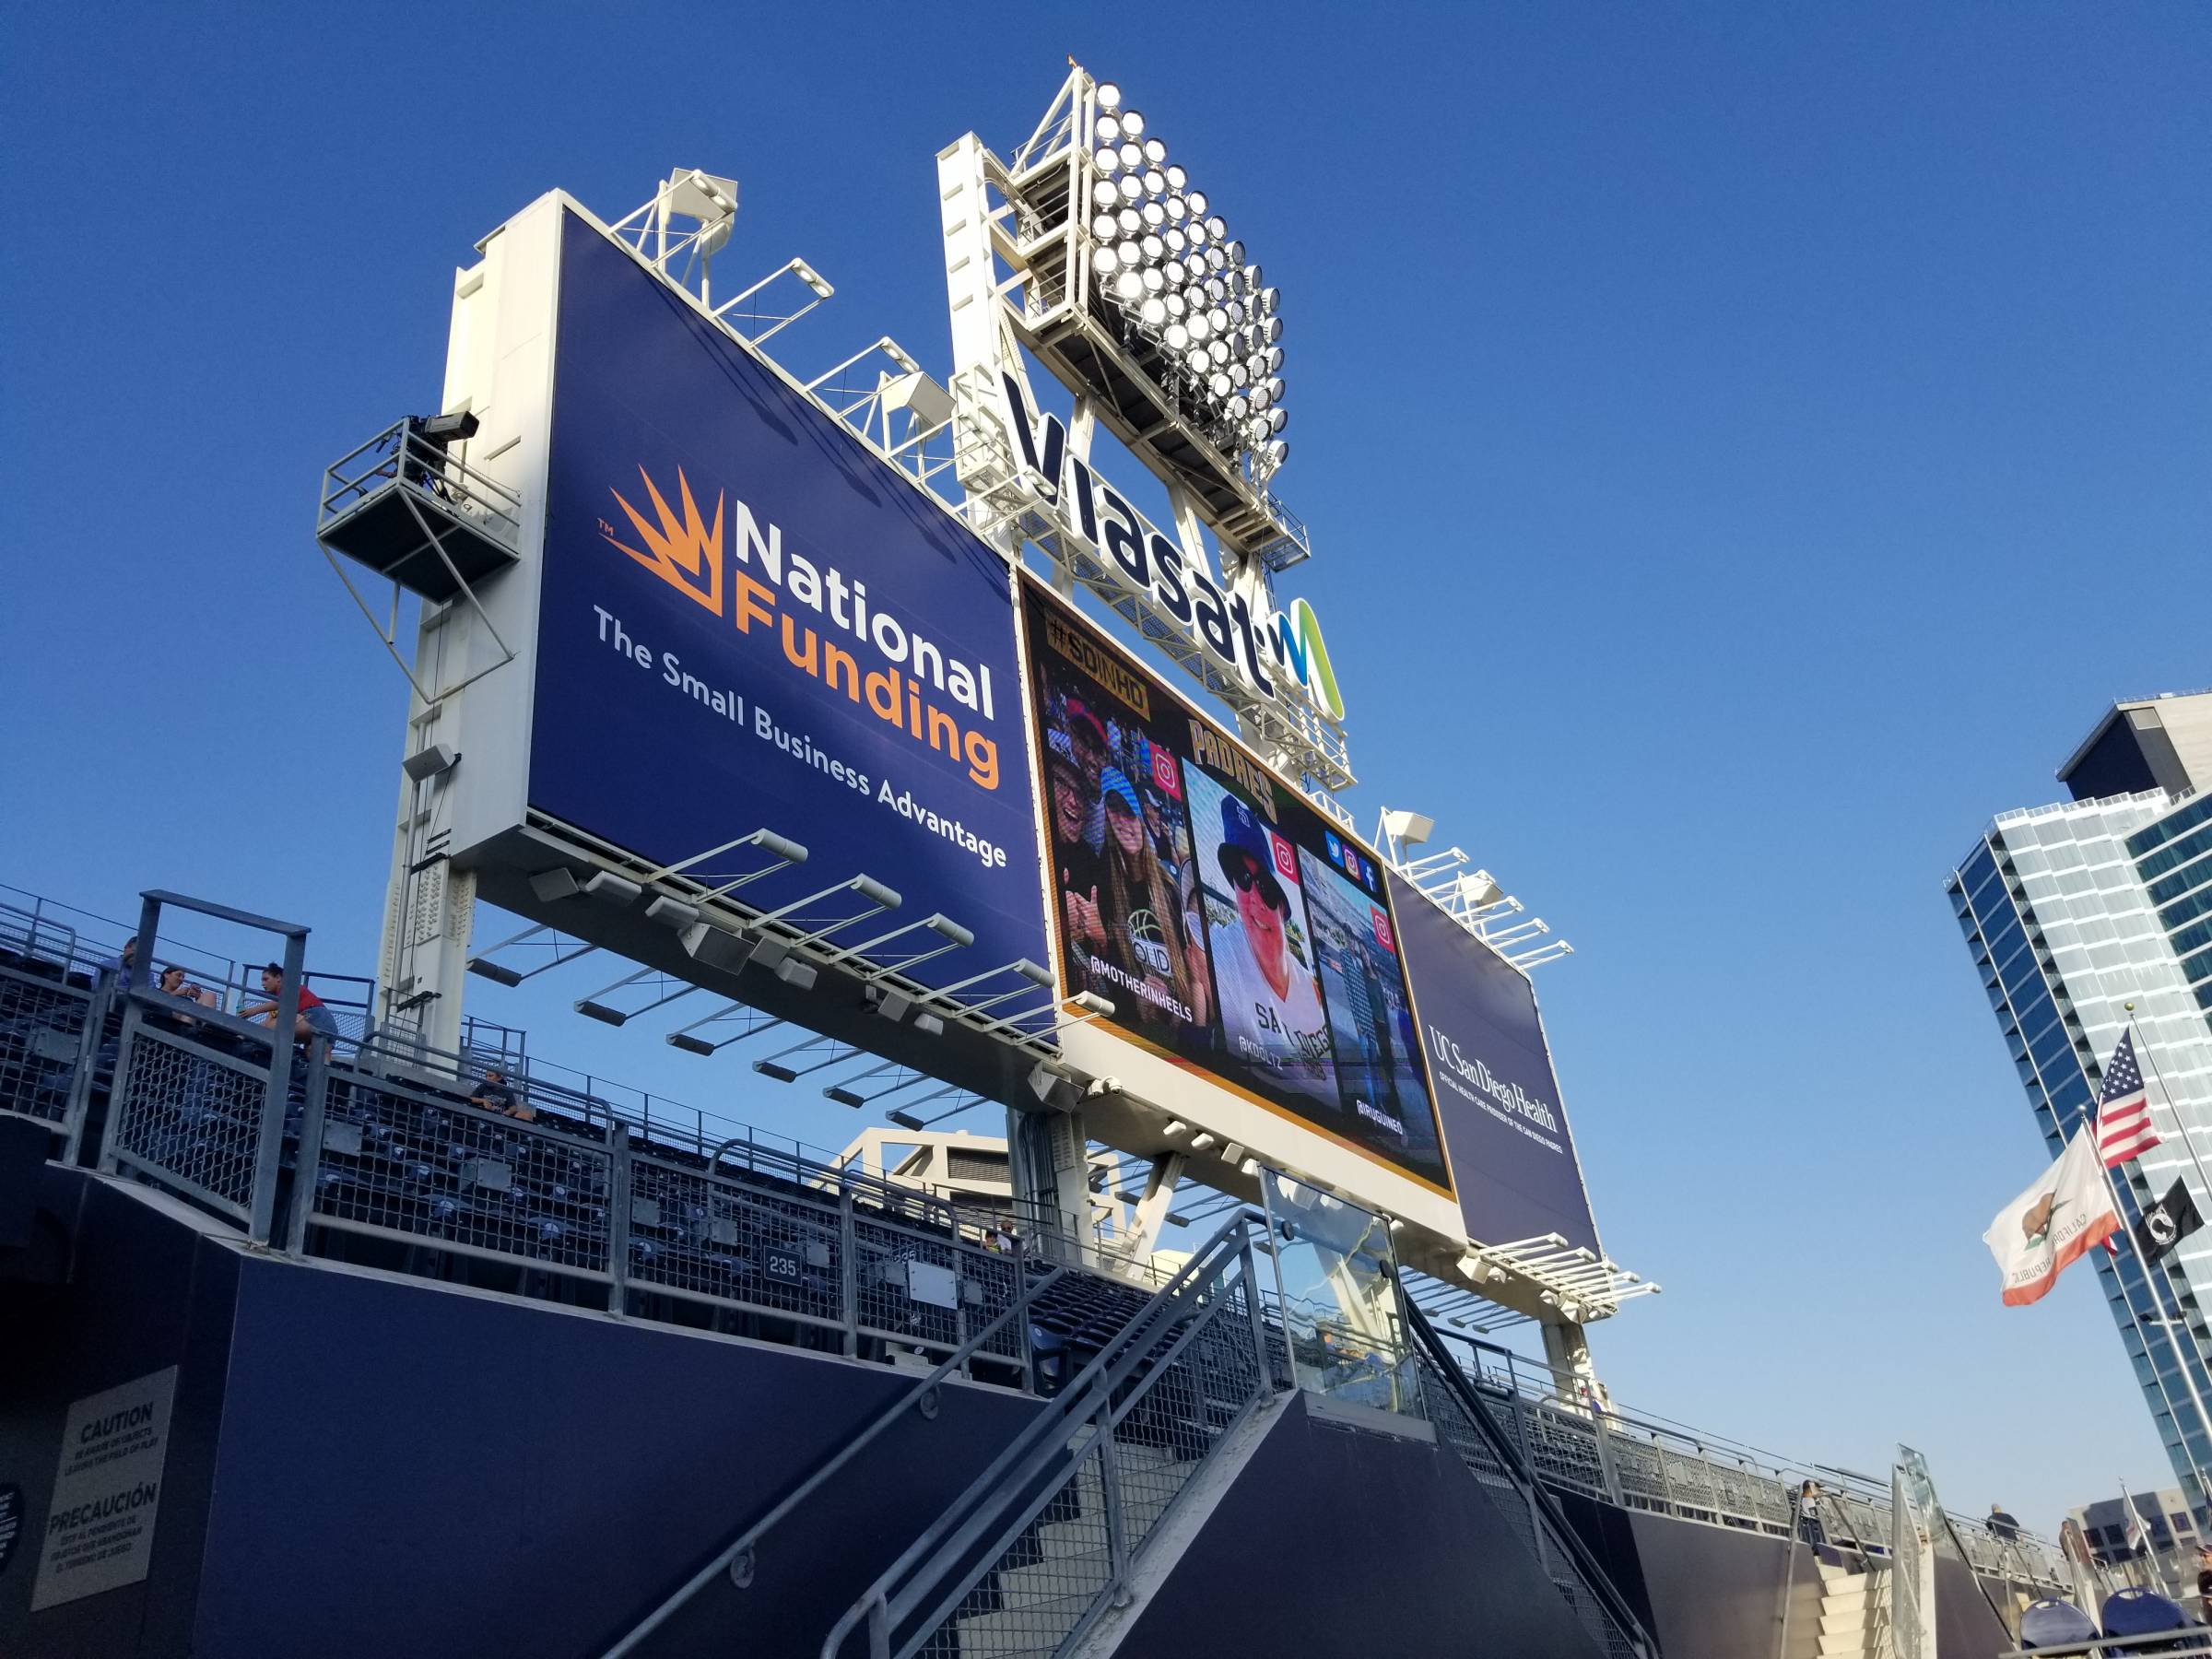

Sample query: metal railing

[1426,1324,2072,1593]
[1405,1299,1658,1659]
[606,1261,1076,1656]
[52,922,1114,1391]
[819,1213,1281,1658]
[316,419,524,548]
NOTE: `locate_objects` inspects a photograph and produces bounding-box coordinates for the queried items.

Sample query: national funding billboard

[1385,871,1602,1257]
[1020,577,1457,1227]
[524,209,1048,989]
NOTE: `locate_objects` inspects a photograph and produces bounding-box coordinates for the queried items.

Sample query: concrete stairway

[1813,1556,1892,1659]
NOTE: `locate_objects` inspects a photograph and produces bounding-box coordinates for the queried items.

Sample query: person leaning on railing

[239,962,341,1044]
[1797,1479,1827,1548]
[467,1067,534,1122]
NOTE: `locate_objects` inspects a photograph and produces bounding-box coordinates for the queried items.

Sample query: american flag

[2094,1031,2160,1168]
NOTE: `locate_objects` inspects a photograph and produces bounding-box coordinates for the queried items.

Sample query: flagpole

[2126,1007,2212,1225]
[2116,1009,2212,1522]
[2086,1112,2212,1520]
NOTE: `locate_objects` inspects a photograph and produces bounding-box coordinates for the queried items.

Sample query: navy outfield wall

[0,1166,1045,1658]
[1119,1394,1609,1658]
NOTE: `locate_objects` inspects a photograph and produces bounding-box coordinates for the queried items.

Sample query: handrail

[819,1211,1265,1659]
[601,1265,1072,1658]
[1403,1295,1659,1659]
[1998,1633,2212,1658]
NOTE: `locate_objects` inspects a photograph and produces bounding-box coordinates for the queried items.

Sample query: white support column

[375,615,477,1062]
[1008,1105,1094,1265]
[1541,1318,1600,1406]
[1122,1151,1188,1260]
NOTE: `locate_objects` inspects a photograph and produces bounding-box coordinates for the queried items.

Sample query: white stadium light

[1063,73,1290,481]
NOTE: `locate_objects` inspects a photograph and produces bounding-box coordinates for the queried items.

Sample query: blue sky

[5,4,2207,1532]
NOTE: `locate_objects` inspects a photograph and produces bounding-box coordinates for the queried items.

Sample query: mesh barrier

[1416,1354,1645,1659]
[923,1442,1115,1659]
[906,1274,1272,1659]
[627,1153,845,1330]
[0,960,96,1127]
[853,1213,1017,1357]
[107,1024,272,1219]
[312,1073,613,1277]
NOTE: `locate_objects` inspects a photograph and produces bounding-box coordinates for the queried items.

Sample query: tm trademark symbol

[597,518,617,537]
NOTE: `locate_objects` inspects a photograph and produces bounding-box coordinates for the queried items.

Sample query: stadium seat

[2020,1597,2100,1648]
[2100,1585,2196,1653]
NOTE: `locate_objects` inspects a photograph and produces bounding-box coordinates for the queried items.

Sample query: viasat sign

[526,210,1049,991]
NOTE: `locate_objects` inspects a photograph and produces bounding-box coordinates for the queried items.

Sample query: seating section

[0,947,100,1130]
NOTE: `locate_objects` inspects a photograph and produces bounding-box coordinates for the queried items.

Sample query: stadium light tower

[936,61,1352,813]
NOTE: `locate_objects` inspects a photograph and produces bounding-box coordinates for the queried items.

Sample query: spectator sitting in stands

[240,963,341,1044]
[993,1222,1020,1256]
[152,965,218,1022]
[98,935,141,989]
[467,1068,532,1121]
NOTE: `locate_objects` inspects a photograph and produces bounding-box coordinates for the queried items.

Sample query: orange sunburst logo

[604,465,724,615]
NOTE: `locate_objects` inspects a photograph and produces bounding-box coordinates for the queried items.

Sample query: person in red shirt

[241,963,341,1042]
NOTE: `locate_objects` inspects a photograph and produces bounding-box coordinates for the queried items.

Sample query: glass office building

[1948,693,2212,1515]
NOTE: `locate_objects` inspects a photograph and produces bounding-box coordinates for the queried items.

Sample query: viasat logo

[605,465,724,615]
[1277,597,1344,724]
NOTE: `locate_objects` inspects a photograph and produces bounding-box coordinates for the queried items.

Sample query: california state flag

[1984,1127,2123,1307]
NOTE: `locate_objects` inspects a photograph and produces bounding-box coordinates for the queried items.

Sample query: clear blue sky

[5,4,2207,1534]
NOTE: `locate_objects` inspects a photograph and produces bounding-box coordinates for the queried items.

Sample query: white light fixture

[1143,137,1167,165]
[1164,164,1187,191]
[1120,109,1145,136]
[1097,114,1123,143]
[402,743,459,781]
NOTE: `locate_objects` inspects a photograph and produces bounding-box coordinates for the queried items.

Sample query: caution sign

[30,1367,177,1611]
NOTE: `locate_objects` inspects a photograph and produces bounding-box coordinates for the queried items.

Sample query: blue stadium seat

[2100,1585,2196,1653]
[2020,1597,2100,1648]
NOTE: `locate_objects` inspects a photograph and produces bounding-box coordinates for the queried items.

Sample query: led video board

[1020,578,1448,1191]
[1385,871,1601,1255]
[525,209,1049,990]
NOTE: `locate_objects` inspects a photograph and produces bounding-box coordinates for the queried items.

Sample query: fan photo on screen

[1036,680,1213,1039]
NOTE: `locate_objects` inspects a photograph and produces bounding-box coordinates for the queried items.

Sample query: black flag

[2135,1179,2204,1265]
